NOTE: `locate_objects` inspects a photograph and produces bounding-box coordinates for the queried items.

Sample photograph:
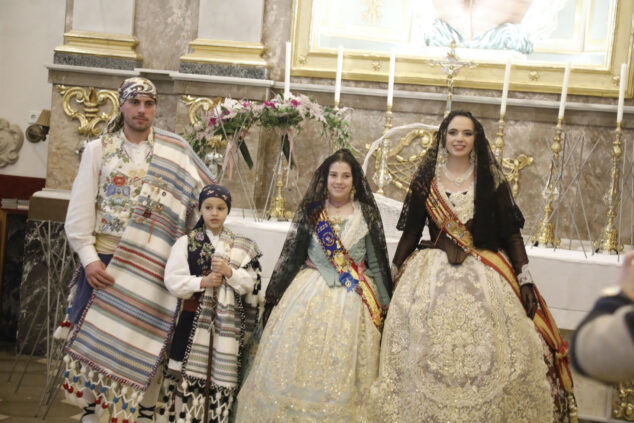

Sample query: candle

[284,42,291,98]
[500,58,511,116]
[387,49,396,107]
[617,63,627,123]
[558,62,571,120]
[334,46,343,104]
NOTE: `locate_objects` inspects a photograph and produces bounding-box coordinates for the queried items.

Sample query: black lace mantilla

[397,110,524,255]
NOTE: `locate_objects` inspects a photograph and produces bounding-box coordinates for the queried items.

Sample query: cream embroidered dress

[236,203,382,422]
[369,181,554,423]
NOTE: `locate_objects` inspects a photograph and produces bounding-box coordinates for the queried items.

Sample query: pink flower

[291,99,300,107]
[242,101,251,107]
[264,101,277,109]
[209,117,217,126]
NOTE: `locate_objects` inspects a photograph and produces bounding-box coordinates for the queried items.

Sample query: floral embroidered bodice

[96,130,153,235]
[436,177,475,224]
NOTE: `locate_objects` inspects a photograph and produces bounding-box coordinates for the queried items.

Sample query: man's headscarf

[104,77,158,134]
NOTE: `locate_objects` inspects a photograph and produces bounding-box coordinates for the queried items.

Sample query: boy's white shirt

[164,228,255,298]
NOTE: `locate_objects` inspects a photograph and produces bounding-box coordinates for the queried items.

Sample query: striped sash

[314,210,383,328]
[425,180,573,393]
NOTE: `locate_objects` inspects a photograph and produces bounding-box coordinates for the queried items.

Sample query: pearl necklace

[442,162,474,186]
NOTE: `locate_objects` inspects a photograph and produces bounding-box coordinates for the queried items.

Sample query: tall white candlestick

[334,46,344,104]
[617,63,627,123]
[387,50,396,107]
[558,62,571,120]
[284,41,291,98]
[500,58,511,116]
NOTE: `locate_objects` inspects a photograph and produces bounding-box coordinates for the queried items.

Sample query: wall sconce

[26,109,50,143]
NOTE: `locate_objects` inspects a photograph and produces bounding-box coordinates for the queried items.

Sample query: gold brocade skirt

[236,267,381,423]
[368,249,555,423]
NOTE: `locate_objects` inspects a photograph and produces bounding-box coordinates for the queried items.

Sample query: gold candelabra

[373,106,393,195]
[268,153,294,220]
[613,379,634,421]
[595,122,624,254]
[531,118,563,247]
[490,113,534,199]
[493,114,506,162]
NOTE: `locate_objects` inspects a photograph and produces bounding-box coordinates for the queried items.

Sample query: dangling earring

[437,146,447,165]
[350,186,356,201]
[469,150,475,164]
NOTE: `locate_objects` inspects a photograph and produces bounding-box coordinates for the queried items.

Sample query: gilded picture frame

[290,0,634,97]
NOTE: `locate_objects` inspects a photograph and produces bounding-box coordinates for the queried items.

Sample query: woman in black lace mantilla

[236,149,392,422]
[369,110,576,423]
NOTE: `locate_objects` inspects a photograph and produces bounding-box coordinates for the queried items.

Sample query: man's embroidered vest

[96,131,152,236]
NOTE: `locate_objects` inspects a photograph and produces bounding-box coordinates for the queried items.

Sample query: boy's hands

[211,257,233,278]
[200,257,233,289]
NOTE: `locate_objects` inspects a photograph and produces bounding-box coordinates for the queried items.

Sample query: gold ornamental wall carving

[57,85,119,137]
[181,95,223,125]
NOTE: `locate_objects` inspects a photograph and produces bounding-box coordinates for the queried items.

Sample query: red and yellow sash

[314,210,384,328]
[425,180,573,393]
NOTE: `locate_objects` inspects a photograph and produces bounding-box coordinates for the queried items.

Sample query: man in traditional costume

[60,77,213,422]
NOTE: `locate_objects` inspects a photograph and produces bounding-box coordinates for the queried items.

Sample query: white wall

[0,0,66,178]
[73,0,134,34]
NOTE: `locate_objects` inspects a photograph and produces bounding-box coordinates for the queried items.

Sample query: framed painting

[290,0,633,96]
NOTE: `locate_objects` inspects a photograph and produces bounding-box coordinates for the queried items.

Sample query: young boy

[159,184,261,423]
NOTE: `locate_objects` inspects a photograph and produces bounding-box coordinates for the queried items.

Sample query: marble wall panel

[18,220,77,355]
[46,91,82,191]
[261,0,292,82]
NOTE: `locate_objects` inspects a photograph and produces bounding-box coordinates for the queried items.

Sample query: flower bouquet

[257,93,353,166]
[183,98,258,181]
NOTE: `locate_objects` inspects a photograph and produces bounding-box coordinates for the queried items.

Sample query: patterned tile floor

[0,342,89,422]
[0,341,610,423]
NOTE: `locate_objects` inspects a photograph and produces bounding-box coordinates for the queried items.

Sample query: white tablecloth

[226,212,623,330]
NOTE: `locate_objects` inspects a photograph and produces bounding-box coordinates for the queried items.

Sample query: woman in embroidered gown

[369,111,576,423]
[158,184,262,423]
[235,149,392,422]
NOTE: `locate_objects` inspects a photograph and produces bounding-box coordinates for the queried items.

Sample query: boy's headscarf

[194,184,232,229]
[199,184,232,212]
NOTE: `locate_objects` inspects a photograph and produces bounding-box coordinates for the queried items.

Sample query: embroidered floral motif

[188,228,215,272]
[96,131,153,235]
